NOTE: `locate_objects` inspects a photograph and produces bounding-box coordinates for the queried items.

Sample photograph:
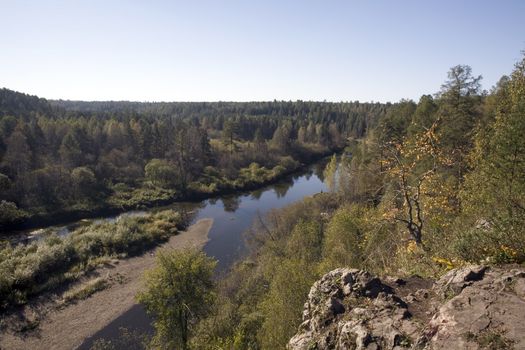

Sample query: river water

[65,159,331,348]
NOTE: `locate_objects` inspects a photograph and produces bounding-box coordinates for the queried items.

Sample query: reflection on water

[221,195,241,213]
[194,163,328,271]
[78,159,334,349]
[15,160,329,251]
[314,162,326,181]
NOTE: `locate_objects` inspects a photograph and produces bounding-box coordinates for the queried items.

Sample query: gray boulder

[288,265,525,350]
[288,268,419,350]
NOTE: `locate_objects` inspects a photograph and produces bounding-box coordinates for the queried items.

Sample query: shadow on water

[78,159,331,349]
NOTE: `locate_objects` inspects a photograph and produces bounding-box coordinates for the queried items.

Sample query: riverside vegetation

[0,80,384,341]
[1,53,524,350]
[0,210,183,310]
[0,93,385,230]
[104,55,525,349]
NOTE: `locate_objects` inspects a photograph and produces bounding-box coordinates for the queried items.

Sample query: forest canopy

[185,55,525,350]
[0,91,390,229]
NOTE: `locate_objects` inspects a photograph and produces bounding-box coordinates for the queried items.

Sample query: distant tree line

[0,90,391,228]
[181,55,525,350]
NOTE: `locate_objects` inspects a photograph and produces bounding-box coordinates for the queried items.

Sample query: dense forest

[1,53,524,350]
[138,56,524,349]
[0,90,390,229]
[1,0,523,348]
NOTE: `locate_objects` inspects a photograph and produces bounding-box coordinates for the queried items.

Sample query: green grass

[107,185,177,209]
[466,329,514,349]
[62,277,109,304]
[0,209,184,309]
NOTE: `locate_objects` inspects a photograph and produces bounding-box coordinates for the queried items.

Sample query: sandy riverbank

[0,218,214,350]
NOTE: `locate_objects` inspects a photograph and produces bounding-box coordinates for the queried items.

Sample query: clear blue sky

[1,0,523,102]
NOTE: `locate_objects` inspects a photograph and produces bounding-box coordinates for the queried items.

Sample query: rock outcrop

[288,265,525,349]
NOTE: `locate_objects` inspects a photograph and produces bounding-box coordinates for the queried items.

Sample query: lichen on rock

[288,265,525,350]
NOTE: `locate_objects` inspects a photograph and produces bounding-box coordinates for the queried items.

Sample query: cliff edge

[288,265,525,349]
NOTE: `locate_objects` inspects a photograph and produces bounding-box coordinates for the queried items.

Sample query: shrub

[62,277,108,303]
[0,210,183,308]
[0,200,28,225]
[454,219,525,264]
[279,156,299,172]
[144,159,179,188]
[271,165,286,178]
[320,205,365,272]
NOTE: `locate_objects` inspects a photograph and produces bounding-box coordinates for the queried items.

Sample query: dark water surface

[75,160,330,349]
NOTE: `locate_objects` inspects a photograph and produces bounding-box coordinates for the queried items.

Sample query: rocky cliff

[288,265,525,349]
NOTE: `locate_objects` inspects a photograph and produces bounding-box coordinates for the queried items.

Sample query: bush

[0,210,183,308]
[191,193,338,349]
[271,165,286,178]
[108,186,176,209]
[0,200,28,225]
[454,219,525,264]
[144,159,179,188]
[279,156,299,172]
[137,249,216,349]
[62,277,108,303]
[320,205,365,271]
[238,163,274,185]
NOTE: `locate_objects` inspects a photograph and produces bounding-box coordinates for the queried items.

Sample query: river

[37,158,331,349]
